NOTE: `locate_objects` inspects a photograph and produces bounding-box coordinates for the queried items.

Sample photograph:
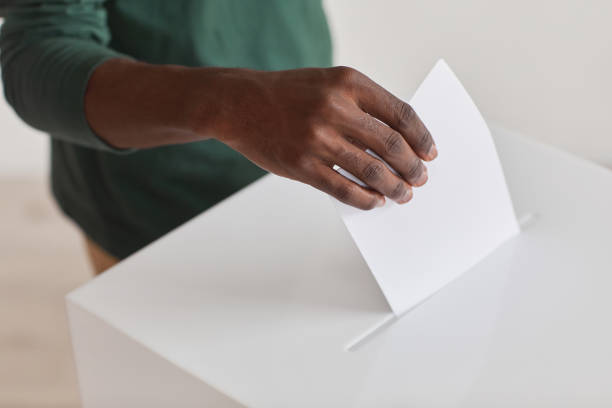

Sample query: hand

[86,60,436,210]
[201,67,437,210]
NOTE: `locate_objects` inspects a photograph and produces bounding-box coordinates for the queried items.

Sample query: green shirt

[0,0,332,258]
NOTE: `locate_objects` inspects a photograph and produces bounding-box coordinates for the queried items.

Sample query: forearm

[85,58,295,151]
[84,58,210,149]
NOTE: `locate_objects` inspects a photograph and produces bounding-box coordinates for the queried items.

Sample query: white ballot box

[66,126,612,407]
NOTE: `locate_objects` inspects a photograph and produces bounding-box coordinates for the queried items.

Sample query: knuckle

[360,114,379,133]
[406,159,423,180]
[329,66,359,90]
[294,153,314,172]
[396,101,415,128]
[331,144,348,161]
[335,182,356,202]
[313,90,341,119]
[338,149,359,167]
[301,131,321,154]
[320,89,337,107]
[307,125,326,144]
[345,135,368,151]
[333,65,357,80]
[358,114,371,131]
[416,130,433,152]
[362,162,384,182]
[383,131,404,155]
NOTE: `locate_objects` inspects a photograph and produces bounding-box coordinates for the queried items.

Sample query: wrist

[182,67,267,146]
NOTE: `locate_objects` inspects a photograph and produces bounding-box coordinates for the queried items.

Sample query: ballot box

[66,125,612,408]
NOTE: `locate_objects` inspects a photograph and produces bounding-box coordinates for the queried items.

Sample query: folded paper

[336,60,520,315]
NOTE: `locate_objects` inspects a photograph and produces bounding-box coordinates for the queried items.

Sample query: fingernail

[414,166,428,187]
[426,144,438,160]
[377,197,386,207]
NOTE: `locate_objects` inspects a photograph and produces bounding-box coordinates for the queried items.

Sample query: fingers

[281,66,438,211]
[340,109,429,187]
[348,69,437,161]
[308,164,386,210]
[330,139,414,204]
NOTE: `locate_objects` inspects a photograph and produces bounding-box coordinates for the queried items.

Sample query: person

[0,0,437,274]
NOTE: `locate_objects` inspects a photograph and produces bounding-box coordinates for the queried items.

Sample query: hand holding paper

[336,60,519,315]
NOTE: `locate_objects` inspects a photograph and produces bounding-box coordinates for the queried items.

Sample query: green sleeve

[0,0,130,151]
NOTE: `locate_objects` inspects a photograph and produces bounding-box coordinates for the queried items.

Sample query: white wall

[0,81,48,177]
[1,2,611,177]
[0,16,47,177]
[325,0,612,168]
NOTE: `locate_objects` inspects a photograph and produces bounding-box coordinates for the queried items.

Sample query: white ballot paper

[336,60,519,315]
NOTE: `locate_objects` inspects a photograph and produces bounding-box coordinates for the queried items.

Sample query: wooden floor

[0,176,91,408]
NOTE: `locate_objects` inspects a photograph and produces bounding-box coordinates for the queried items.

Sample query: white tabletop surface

[68,126,612,407]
